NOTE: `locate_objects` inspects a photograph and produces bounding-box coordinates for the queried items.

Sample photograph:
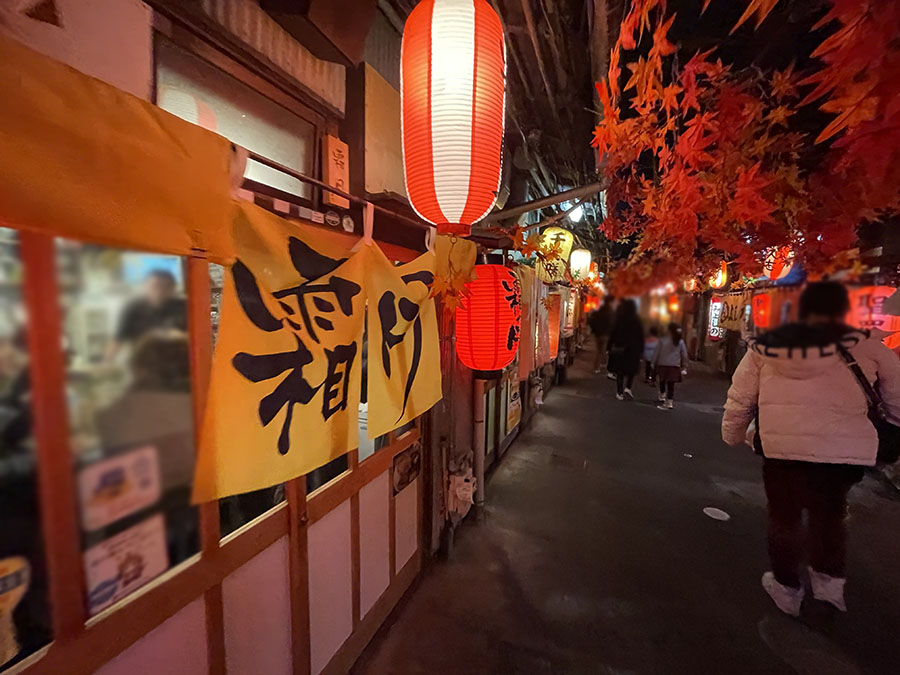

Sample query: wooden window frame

[9,230,424,675]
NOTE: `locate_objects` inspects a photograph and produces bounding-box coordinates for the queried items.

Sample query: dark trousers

[658,380,675,399]
[762,458,863,588]
[594,335,608,370]
[644,360,656,382]
[616,373,634,395]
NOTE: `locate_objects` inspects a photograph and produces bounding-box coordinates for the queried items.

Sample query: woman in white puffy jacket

[722,282,900,617]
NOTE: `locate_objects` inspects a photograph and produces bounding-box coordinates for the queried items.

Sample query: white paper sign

[78,445,162,531]
[84,515,168,615]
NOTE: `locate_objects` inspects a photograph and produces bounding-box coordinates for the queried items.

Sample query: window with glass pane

[210,265,285,535]
[358,319,389,463]
[306,455,349,494]
[0,229,50,671]
[155,37,315,199]
[57,242,198,616]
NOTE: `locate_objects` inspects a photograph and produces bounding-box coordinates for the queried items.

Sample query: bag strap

[837,344,886,414]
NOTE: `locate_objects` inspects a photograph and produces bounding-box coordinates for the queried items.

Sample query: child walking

[653,322,688,410]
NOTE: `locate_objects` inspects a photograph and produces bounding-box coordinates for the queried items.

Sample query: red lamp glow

[752,293,771,328]
[455,265,521,371]
[401,0,506,236]
[547,294,561,359]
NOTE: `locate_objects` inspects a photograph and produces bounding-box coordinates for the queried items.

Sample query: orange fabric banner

[0,34,234,257]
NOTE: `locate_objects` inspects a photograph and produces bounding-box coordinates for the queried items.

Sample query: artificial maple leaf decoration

[730,0,780,34]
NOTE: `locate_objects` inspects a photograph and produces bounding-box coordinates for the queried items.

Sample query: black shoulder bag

[838,345,900,465]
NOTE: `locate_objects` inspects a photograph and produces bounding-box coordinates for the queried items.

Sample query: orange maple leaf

[816,82,879,143]
[770,64,797,100]
[649,14,677,60]
[766,105,793,127]
[731,0,781,34]
[660,83,681,113]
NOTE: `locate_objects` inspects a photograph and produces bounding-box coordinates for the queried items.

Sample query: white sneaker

[658,392,666,402]
[607,372,616,380]
[593,369,602,374]
[762,572,804,617]
[666,399,674,409]
[808,567,847,612]
[615,393,624,401]
[624,388,633,400]
[657,402,670,410]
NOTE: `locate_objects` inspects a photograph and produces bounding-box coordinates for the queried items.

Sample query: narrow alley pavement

[354,348,900,675]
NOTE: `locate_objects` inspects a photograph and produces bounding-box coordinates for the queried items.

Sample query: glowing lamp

[684,278,699,292]
[752,293,771,328]
[401,0,506,236]
[547,293,561,359]
[847,286,900,348]
[763,246,794,280]
[455,265,521,371]
[537,227,574,282]
[668,294,680,314]
[569,248,592,281]
[709,261,728,289]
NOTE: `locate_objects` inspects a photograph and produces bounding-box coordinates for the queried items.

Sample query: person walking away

[653,323,688,409]
[722,282,900,616]
[589,295,615,374]
[644,326,660,384]
[607,299,644,400]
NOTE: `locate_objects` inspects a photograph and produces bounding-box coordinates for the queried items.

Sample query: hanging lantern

[455,265,521,371]
[763,246,794,280]
[569,248,592,281]
[401,0,506,236]
[536,227,574,283]
[708,261,728,289]
[547,293,561,359]
[847,286,900,349]
[684,278,699,293]
[668,294,680,314]
[752,292,772,329]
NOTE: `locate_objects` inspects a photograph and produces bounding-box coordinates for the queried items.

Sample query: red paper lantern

[547,294,561,359]
[401,0,506,236]
[752,293,771,328]
[455,265,521,371]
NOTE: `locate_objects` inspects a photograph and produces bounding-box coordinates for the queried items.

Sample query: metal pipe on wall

[473,378,486,507]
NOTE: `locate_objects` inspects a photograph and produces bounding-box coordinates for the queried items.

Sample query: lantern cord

[246,150,431,232]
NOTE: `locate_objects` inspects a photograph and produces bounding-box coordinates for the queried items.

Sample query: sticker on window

[84,514,169,615]
[78,445,162,531]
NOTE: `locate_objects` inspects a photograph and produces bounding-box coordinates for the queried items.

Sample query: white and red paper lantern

[401,0,506,236]
[763,246,794,280]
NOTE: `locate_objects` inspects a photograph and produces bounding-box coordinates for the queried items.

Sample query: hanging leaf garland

[594,0,900,296]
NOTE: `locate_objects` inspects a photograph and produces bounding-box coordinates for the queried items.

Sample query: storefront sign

[506,366,522,431]
[77,445,161,531]
[720,294,747,331]
[84,515,168,615]
[847,286,900,349]
[708,296,724,341]
[322,134,350,209]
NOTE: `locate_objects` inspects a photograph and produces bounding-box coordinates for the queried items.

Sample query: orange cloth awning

[0,34,234,257]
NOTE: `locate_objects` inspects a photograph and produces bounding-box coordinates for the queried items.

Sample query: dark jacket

[589,304,614,336]
[608,318,645,376]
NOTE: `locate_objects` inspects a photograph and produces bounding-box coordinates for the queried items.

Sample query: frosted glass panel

[156,38,314,198]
